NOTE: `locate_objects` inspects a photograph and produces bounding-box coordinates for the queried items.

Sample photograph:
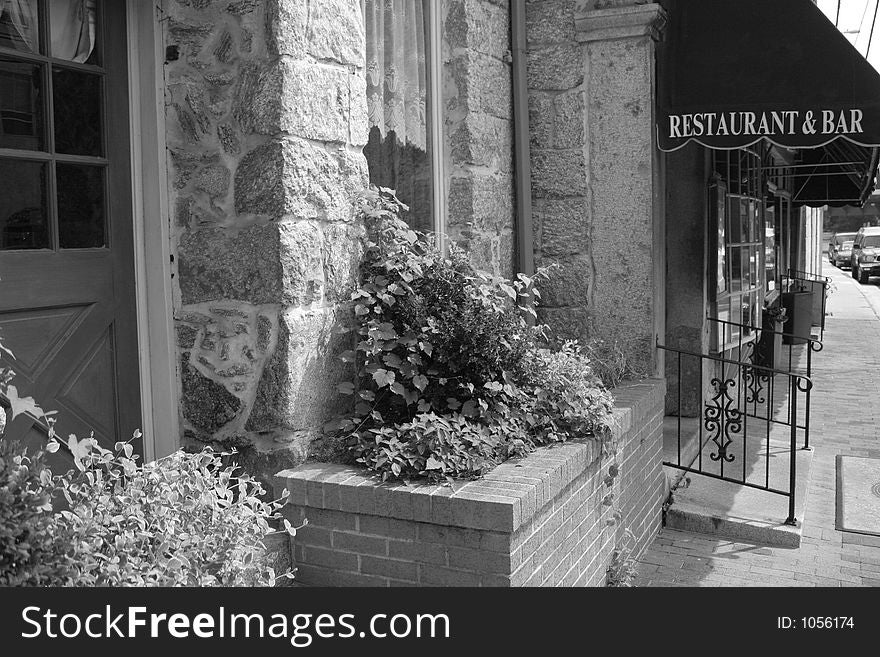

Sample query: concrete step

[662,416,814,548]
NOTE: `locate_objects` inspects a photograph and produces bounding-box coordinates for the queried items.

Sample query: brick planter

[275,379,665,587]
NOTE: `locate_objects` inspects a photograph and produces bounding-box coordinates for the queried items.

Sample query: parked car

[851,226,880,283]
[834,240,855,268]
[828,231,857,267]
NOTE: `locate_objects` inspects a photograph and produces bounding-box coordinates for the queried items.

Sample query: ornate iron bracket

[704,377,741,463]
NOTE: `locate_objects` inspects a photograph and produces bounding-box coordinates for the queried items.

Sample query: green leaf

[5,385,49,421]
[425,456,443,471]
[337,381,356,395]
[499,283,517,300]
[372,369,396,388]
[412,374,428,391]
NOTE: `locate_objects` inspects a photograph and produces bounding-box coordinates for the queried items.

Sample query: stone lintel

[575,3,667,43]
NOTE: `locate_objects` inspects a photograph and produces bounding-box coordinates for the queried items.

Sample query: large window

[711,149,766,350]
[363,0,444,236]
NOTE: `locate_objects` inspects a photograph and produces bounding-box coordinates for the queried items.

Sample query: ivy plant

[323,188,615,483]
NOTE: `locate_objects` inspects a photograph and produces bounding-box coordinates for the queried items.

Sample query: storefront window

[711,149,766,351]
[363,0,441,234]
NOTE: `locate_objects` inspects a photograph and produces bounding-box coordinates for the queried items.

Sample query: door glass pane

[749,249,758,288]
[57,162,104,248]
[741,294,752,335]
[53,67,101,155]
[730,247,742,293]
[50,0,97,64]
[729,297,741,342]
[0,159,48,250]
[363,0,433,232]
[0,57,43,150]
[0,0,40,54]
[727,197,742,244]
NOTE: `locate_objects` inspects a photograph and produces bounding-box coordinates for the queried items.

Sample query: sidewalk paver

[636,261,880,586]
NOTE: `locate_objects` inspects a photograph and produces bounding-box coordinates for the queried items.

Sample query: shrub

[0,327,300,587]
[324,188,615,482]
[0,433,299,587]
[0,440,62,586]
[45,435,296,587]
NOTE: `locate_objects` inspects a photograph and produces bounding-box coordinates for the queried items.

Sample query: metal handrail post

[785,376,798,527]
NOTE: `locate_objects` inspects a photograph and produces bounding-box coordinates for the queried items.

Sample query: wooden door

[0,1,142,465]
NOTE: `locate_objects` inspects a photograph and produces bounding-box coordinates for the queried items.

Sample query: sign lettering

[667,109,864,139]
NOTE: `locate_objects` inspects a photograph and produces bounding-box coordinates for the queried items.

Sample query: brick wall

[275,378,665,587]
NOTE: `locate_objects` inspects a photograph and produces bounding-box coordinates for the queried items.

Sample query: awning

[657,0,880,206]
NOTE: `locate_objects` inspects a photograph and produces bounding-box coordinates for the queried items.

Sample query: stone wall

[526,0,591,341]
[526,1,666,375]
[444,0,516,277]
[163,0,369,476]
[275,379,666,587]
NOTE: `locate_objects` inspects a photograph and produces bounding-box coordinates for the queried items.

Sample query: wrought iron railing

[661,338,813,527]
[707,317,821,450]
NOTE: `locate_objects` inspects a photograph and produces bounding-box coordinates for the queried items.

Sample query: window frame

[709,148,767,353]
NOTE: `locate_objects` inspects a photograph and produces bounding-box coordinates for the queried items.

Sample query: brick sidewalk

[636,263,880,587]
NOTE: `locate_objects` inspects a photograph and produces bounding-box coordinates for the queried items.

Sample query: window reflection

[0,158,48,250]
[0,0,39,54]
[58,162,104,248]
[0,56,43,150]
[53,66,101,155]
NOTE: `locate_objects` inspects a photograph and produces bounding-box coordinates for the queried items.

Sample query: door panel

[0,1,141,466]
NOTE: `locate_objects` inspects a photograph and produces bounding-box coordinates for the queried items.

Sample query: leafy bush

[0,328,300,587]
[0,432,299,587]
[324,188,615,482]
[50,435,298,586]
[0,440,62,586]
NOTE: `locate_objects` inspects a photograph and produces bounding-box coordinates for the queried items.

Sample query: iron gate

[660,318,817,526]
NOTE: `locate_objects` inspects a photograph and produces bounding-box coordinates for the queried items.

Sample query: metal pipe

[511,0,535,277]
[786,377,798,526]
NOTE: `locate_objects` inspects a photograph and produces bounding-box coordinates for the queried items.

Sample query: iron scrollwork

[704,377,741,463]
[743,365,771,405]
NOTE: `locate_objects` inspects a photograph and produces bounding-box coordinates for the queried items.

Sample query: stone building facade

[0,0,668,585]
[163,0,665,482]
[154,0,670,585]
[162,0,530,479]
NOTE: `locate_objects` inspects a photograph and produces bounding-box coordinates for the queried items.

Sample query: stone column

[575,2,667,376]
[165,0,369,479]
[664,145,712,416]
